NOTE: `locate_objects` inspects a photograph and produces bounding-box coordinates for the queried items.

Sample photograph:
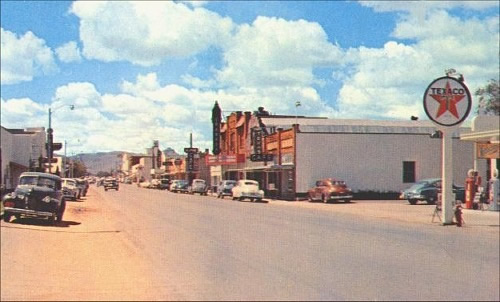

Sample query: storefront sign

[253,129,263,154]
[186,152,195,171]
[250,154,274,162]
[477,142,499,159]
[212,101,222,155]
[206,154,245,165]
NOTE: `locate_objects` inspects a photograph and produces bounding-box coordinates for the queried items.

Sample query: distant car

[2,172,66,224]
[103,178,119,191]
[159,179,170,190]
[217,180,237,199]
[400,178,465,205]
[170,180,189,193]
[150,179,161,189]
[75,179,89,197]
[138,181,151,188]
[307,178,353,203]
[232,180,264,202]
[189,179,208,195]
[62,178,79,201]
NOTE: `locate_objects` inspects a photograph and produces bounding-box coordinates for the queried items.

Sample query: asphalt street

[1,184,499,301]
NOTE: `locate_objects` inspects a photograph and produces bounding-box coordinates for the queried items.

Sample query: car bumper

[241,193,264,199]
[4,207,55,217]
[328,195,353,200]
[401,193,425,200]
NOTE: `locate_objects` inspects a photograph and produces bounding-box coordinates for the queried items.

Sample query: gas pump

[489,169,499,211]
[465,169,476,209]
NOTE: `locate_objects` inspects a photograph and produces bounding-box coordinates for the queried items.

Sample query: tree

[475,79,499,115]
[72,161,87,178]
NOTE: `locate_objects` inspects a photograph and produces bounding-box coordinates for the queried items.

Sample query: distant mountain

[67,151,124,175]
[62,147,178,174]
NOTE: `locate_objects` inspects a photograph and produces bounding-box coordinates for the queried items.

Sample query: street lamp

[47,104,74,174]
[294,101,301,126]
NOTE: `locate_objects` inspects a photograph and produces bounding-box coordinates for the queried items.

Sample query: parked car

[159,179,170,190]
[150,179,161,189]
[400,178,465,205]
[232,180,264,202]
[189,179,208,195]
[103,177,119,191]
[138,181,151,188]
[307,178,353,203]
[2,172,66,224]
[217,180,237,199]
[62,178,79,201]
[170,180,189,193]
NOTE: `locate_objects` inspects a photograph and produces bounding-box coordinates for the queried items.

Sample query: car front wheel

[426,197,436,205]
[408,199,417,205]
[3,213,11,223]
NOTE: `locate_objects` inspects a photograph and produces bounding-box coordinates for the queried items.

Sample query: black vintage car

[2,172,66,224]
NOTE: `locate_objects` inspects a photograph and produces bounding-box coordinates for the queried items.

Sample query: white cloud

[70,1,234,66]
[55,41,82,63]
[0,28,58,84]
[0,97,47,127]
[335,8,499,120]
[216,16,344,88]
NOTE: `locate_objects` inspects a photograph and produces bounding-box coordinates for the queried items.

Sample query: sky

[1,0,499,155]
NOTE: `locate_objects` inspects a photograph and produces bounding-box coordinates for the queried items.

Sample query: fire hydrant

[454,203,463,227]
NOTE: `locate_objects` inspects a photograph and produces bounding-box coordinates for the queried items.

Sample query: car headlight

[42,196,52,203]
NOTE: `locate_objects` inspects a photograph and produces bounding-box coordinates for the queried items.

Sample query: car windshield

[193,180,205,184]
[331,181,345,186]
[20,176,57,189]
[64,180,76,186]
[244,181,258,186]
[224,181,236,185]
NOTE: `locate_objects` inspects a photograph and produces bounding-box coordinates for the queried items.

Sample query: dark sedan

[400,178,465,205]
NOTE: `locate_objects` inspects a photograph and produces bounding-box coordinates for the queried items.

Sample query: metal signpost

[423,73,472,224]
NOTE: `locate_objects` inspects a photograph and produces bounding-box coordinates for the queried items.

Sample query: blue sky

[1,1,499,154]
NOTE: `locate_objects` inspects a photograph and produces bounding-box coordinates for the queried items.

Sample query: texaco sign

[423,76,472,127]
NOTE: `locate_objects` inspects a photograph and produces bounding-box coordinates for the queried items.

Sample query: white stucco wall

[296,132,474,193]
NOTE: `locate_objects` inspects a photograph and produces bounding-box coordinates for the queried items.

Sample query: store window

[403,161,416,183]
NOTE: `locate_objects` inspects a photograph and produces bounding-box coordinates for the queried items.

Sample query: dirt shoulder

[0,187,163,301]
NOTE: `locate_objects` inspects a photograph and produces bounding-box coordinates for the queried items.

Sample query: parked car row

[62,177,89,201]
[2,172,66,224]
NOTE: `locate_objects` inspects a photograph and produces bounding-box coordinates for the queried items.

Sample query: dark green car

[2,172,66,225]
[400,178,465,205]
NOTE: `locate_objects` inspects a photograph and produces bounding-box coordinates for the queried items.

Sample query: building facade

[208,107,476,200]
[1,126,47,191]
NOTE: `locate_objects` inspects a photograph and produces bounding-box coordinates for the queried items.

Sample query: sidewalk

[208,191,499,230]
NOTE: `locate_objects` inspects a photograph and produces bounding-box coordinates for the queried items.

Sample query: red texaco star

[430,81,465,119]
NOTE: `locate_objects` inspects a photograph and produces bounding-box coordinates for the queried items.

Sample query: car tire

[48,214,56,225]
[409,199,417,205]
[344,199,351,203]
[426,197,436,205]
[250,198,254,202]
[105,188,108,191]
[57,201,65,223]
[220,195,224,199]
[3,213,11,223]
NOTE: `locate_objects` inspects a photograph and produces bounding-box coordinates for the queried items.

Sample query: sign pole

[423,72,472,226]
[441,128,454,224]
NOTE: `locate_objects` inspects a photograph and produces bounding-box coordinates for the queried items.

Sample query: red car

[307,178,353,203]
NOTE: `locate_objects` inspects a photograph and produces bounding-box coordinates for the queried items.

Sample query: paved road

[1,185,499,301]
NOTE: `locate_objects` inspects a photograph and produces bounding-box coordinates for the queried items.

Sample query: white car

[62,178,79,200]
[231,180,264,202]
